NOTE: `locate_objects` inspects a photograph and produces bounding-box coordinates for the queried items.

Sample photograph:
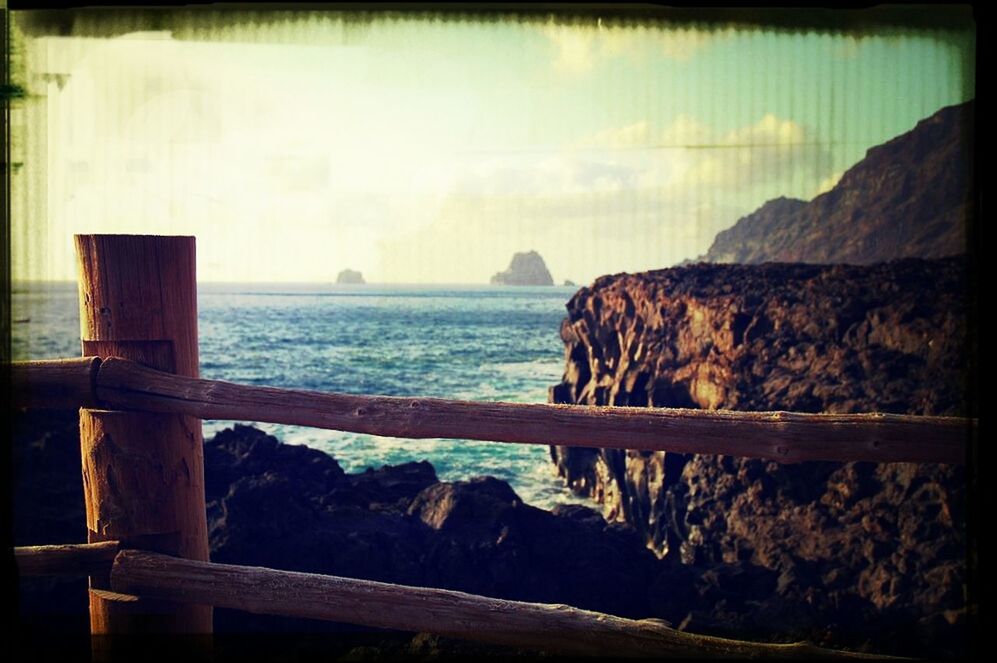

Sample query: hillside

[702,101,973,264]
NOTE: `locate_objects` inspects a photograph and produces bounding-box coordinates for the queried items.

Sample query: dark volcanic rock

[702,101,973,264]
[13,415,659,642]
[12,409,88,547]
[407,478,658,617]
[13,399,970,655]
[490,250,554,286]
[12,409,90,639]
[206,425,434,587]
[208,432,658,620]
[548,257,971,655]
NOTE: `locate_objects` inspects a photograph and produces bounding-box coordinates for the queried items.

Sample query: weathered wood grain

[10,354,971,463]
[14,541,120,576]
[75,234,211,634]
[111,549,888,659]
[94,357,970,464]
[11,357,102,409]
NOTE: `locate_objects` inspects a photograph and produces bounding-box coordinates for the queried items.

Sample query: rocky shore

[14,396,970,656]
[548,256,972,656]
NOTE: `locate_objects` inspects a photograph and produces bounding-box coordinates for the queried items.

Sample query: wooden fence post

[74,235,211,644]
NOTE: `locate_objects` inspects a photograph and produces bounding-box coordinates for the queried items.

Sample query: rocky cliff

[702,101,973,264]
[490,251,554,285]
[703,197,807,264]
[548,257,972,651]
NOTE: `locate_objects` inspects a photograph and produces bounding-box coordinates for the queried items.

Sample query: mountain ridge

[700,100,973,264]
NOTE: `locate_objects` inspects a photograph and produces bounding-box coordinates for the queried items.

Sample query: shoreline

[13,408,968,658]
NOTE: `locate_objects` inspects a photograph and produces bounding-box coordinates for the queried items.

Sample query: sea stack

[490,251,554,286]
[336,269,365,284]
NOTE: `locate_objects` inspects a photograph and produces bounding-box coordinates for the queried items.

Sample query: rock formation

[12,413,654,648]
[204,423,659,620]
[702,101,973,264]
[15,396,970,655]
[548,257,971,653]
[336,268,365,284]
[490,251,554,286]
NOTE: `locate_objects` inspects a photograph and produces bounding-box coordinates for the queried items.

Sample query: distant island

[490,251,554,286]
[563,279,576,287]
[336,269,365,284]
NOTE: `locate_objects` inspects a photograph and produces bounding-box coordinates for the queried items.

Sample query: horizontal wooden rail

[12,357,103,409]
[12,357,972,463]
[109,549,885,659]
[14,541,120,576]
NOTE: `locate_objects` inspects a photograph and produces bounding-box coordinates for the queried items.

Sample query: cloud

[576,120,650,149]
[659,114,714,146]
[664,113,827,189]
[539,22,642,74]
[377,112,835,283]
[540,24,598,74]
[722,113,807,146]
[813,170,844,196]
[659,26,730,61]
[538,21,725,75]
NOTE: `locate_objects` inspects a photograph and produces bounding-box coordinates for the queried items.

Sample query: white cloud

[540,23,602,74]
[722,113,807,146]
[665,113,826,189]
[659,26,730,61]
[659,114,714,146]
[813,170,844,196]
[377,112,834,283]
[538,21,725,75]
[576,120,650,149]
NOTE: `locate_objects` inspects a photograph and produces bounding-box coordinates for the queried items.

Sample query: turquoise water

[12,282,589,509]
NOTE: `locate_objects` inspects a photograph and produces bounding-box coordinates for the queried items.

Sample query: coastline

[13,407,967,658]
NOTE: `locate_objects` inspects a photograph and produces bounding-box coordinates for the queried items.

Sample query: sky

[10,13,976,284]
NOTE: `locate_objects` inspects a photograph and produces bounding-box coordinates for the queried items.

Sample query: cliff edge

[548,258,971,647]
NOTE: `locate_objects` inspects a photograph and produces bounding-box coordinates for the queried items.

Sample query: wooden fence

[12,234,971,659]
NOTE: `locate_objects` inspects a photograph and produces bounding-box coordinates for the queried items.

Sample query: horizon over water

[13,281,591,510]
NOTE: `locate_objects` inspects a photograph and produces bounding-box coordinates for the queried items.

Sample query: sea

[12,281,591,510]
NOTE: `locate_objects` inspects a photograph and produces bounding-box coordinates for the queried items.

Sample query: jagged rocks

[13,414,658,633]
[13,403,970,655]
[209,433,659,619]
[548,258,971,651]
[407,477,658,617]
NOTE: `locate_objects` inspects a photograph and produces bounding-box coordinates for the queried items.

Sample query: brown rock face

[703,101,973,264]
[548,258,971,635]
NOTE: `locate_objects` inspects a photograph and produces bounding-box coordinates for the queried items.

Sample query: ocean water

[12,281,590,509]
